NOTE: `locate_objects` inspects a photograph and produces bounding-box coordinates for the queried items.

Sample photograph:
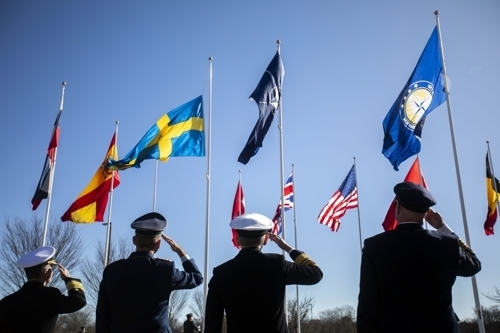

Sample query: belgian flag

[485,155,500,235]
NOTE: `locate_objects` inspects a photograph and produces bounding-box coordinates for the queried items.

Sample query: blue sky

[1,0,499,320]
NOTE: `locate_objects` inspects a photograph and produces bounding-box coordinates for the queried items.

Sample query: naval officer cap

[230,213,274,238]
[16,246,57,269]
[131,212,167,237]
[394,182,436,213]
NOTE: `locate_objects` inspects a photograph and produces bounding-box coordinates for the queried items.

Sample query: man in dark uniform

[357,182,482,333]
[204,212,323,333]
[0,246,86,332]
[183,313,200,333]
[96,212,203,333]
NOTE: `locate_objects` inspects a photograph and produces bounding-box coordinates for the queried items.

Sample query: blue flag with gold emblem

[107,96,204,170]
[382,27,446,171]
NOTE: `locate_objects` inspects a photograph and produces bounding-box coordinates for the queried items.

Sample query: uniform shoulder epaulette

[155,257,173,262]
[457,237,474,254]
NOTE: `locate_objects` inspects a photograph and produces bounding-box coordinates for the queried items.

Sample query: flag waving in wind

[231,180,245,247]
[32,109,62,210]
[107,96,204,170]
[382,157,428,231]
[61,132,121,223]
[238,50,284,165]
[318,165,358,232]
[271,173,294,235]
[382,27,446,171]
[485,154,500,236]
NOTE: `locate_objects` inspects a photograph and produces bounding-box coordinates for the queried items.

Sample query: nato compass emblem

[400,80,435,131]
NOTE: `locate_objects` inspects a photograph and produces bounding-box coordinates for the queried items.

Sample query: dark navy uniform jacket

[357,223,481,333]
[0,278,86,333]
[204,247,323,333]
[96,251,203,333]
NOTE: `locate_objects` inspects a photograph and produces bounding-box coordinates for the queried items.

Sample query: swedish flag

[107,96,204,170]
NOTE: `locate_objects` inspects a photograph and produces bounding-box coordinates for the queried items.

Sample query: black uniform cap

[131,212,167,236]
[394,182,436,213]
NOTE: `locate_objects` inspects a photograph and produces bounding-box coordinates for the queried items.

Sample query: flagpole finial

[62,81,66,86]
[434,10,439,16]
[292,163,294,167]
[115,120,119,125]
[276,40,281,45]
[208,57,213,61]
[487,140,490,144]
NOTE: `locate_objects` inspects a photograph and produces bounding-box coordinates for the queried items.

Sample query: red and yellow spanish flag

[485,155,499,235]
[61,133,120,223]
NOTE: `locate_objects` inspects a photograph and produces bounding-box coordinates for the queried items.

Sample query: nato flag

[238,50,284,165]
[382,27,446,171]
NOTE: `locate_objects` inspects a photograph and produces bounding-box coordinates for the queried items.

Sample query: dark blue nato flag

[238,50,284,165]
[382,27,446,171]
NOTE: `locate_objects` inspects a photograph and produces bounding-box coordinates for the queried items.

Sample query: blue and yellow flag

[107,96,204,170]
[382,27,446,171]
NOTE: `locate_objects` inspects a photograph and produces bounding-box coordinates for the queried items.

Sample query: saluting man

[96,212,203,333]
[357,182,482,333]
[0,246,86,332]
[204,212,323,333]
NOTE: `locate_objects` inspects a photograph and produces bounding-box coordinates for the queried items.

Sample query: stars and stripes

[271,173,294,235]
[317,165,358,232]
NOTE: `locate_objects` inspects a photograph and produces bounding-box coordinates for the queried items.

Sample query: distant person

[78,326,87,333]
[357,182,482,333]
[96,212,203,333]
[204,213,323,333]
[0,246,86,332]
[183,313,201,333]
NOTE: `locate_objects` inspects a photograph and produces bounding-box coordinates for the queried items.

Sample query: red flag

[484,154,500,235]
[382,157,428,231]
[231,181,245,247]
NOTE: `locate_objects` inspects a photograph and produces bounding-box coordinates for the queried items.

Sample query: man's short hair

[24,264,49,279]
[237,235,265,247]
[134,234,161,249]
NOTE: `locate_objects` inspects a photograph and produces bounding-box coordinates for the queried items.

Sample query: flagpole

[201,56,213,333]
[276,39,288,323]
[486,141,500,214]
[152,161,158,212]
[353,157,363,254]
[291,164,301,333]
[41,81,66,246]
[104,121,119,267]
[435,11,485,333]
[238,170,242,215]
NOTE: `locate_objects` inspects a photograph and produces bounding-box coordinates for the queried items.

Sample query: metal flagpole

[201,56,213,333]
[153,161,158,212]
[353,157,363,254]
[42,82,66,246]
[292,164,301,333]
[239,170,242,215]
[276,39,288,322]
[435,11,485,333]
[486,141,500,216]
[104,121,119,267]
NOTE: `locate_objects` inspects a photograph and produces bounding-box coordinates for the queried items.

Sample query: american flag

[271,173,294,235]
[317,165,358,232]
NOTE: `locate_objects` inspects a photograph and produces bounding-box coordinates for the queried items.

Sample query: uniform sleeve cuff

[180,255,191,263]
[437,223,454,234]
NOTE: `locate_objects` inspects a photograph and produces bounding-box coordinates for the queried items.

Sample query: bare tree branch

[189,288,204,322]
[169,290,190,328]
[0,215,84,296]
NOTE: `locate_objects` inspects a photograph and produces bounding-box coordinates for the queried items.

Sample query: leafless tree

[0,215,84,295]
[189,288,204,323]
[54,308,95,333]
[287,294,315,333]
[484,286,500,304]
[169,290,190,329]
[81,236,134,307]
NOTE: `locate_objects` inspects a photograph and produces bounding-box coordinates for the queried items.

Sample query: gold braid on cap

[294,253,318,267]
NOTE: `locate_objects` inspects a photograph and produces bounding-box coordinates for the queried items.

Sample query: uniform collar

[237,246,261,256]
[395,222,424,230]
[129,251,154,259]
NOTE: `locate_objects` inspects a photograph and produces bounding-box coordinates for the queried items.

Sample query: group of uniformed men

[0,182,482,333]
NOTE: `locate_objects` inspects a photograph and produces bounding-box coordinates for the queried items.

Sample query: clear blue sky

[1,0,499,320]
